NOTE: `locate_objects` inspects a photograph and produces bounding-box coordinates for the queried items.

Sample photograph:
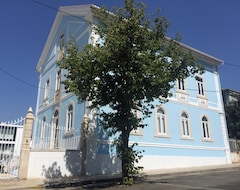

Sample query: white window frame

[155,106,169,138]
[180,111,192,139]
[176,78,189,102]
[55,70,61,92]
[58,33,64,61]
[44,78,50,101]
[51,110,60,149]
[201,116,212,141]
[196,76,208,106]
[196,76,205,96]
[65,103,74,134]
[177,78,186,91]
[59,33,64,51]
[40,116,46,141]
[130,109,143,136]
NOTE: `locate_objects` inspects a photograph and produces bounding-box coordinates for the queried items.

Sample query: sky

[0,0,240,121]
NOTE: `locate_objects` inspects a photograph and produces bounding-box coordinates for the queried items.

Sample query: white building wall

[139,155,229,172]
[27,151,74,178]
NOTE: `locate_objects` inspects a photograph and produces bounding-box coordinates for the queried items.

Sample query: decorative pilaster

[18,107,34,179]
[80,114,89,176]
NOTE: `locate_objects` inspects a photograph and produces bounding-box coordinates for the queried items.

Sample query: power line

[0,66,38,89]
[32,0,88,22]
[0,64,222,93]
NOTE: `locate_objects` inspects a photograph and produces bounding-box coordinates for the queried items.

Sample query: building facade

[28,5,231,178]
[0,118,25,177]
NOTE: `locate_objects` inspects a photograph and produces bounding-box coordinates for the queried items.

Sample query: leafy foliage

[58,0,204,184]
[225,96,240,139]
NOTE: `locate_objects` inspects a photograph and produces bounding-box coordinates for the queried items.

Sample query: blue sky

[0,0,240,121]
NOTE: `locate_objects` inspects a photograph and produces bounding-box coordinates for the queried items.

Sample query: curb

[2,163,240,189]
[143,163,240,180]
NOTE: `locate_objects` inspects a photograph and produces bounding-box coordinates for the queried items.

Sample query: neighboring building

[0,118,24,177]
[222,89,240,106]
[28,5,231,178]
[222,89,240,155]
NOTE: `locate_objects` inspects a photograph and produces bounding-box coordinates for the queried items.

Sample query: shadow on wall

[64,150,82,176]
[64,110,121,177]
[42,162,62,178]
[86,110,122,175]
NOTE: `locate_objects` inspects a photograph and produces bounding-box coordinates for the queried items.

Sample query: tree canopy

[225,96,240,140]
[58,0,204,184]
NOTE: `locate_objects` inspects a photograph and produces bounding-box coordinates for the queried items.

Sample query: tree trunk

[121,127,130,181]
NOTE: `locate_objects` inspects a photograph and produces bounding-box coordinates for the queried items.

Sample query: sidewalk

[1,163,240,190]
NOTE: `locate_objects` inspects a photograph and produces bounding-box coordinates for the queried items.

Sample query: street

[2,166,240,190]
[140,167,240,190]
[49,167,240,190]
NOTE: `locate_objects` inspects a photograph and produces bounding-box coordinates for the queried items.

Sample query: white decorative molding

[89,139,226,152]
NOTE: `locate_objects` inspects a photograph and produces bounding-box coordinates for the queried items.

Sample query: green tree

[225,96,240,140]
[58,0,204,184]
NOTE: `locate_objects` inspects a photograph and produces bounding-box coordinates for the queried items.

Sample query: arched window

[44,78,50,100]
[40,116,46,141]
[202,116,210,139]
[55,70,61,92]
[53,110,59,127]
[66,104,74,132]
[181,112,191,138]
[155,107,169,137]
[157,108,166,134]
[51,110,60,149]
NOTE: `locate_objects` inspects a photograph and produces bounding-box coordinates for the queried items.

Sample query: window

[40,116,46,141]
[44,79,50,100]
[176,79,188,102]
[196,76,204,96]
[130,109,143,136]
[157,108,166,134]
[202,116,211,140]
[55,70,61,92]
[40,116,46,148]
[155,107,169,137]
[59,33,64,52]
[58,33,64,61]
[180,112,191,138]
[51,110,60,149]
[177,79,185,91]
[66,104,74,133]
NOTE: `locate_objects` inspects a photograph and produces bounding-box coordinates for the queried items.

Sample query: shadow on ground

[43,177,123,189]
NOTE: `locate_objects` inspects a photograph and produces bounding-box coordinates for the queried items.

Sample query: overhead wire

[32,0,88,22]
[0,64,223,93]
[0,0,238,93]
[0,66,38,89]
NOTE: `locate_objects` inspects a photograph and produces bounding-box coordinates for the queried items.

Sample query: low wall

[231,152,240,163]
[28,149,232,179]
[27,150,121,178]
[138,155,230,173]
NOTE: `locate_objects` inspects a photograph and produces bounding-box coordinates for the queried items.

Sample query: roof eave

[36,4,94,72]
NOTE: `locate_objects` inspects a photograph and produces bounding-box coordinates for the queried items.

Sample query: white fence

[229,138,240,152]
[31,118,81,150]
[0,117,25,178]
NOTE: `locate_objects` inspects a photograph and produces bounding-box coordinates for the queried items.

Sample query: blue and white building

[27,4,231,178]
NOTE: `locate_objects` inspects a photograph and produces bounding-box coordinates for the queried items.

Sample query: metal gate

[0,117,25,179]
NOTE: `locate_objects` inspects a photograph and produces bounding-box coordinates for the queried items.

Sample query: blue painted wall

[34,7,229,166]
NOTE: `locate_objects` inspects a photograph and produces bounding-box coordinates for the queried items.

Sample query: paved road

[51,167,240,190]
[140,167,240,190]
[2,166,240,190]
